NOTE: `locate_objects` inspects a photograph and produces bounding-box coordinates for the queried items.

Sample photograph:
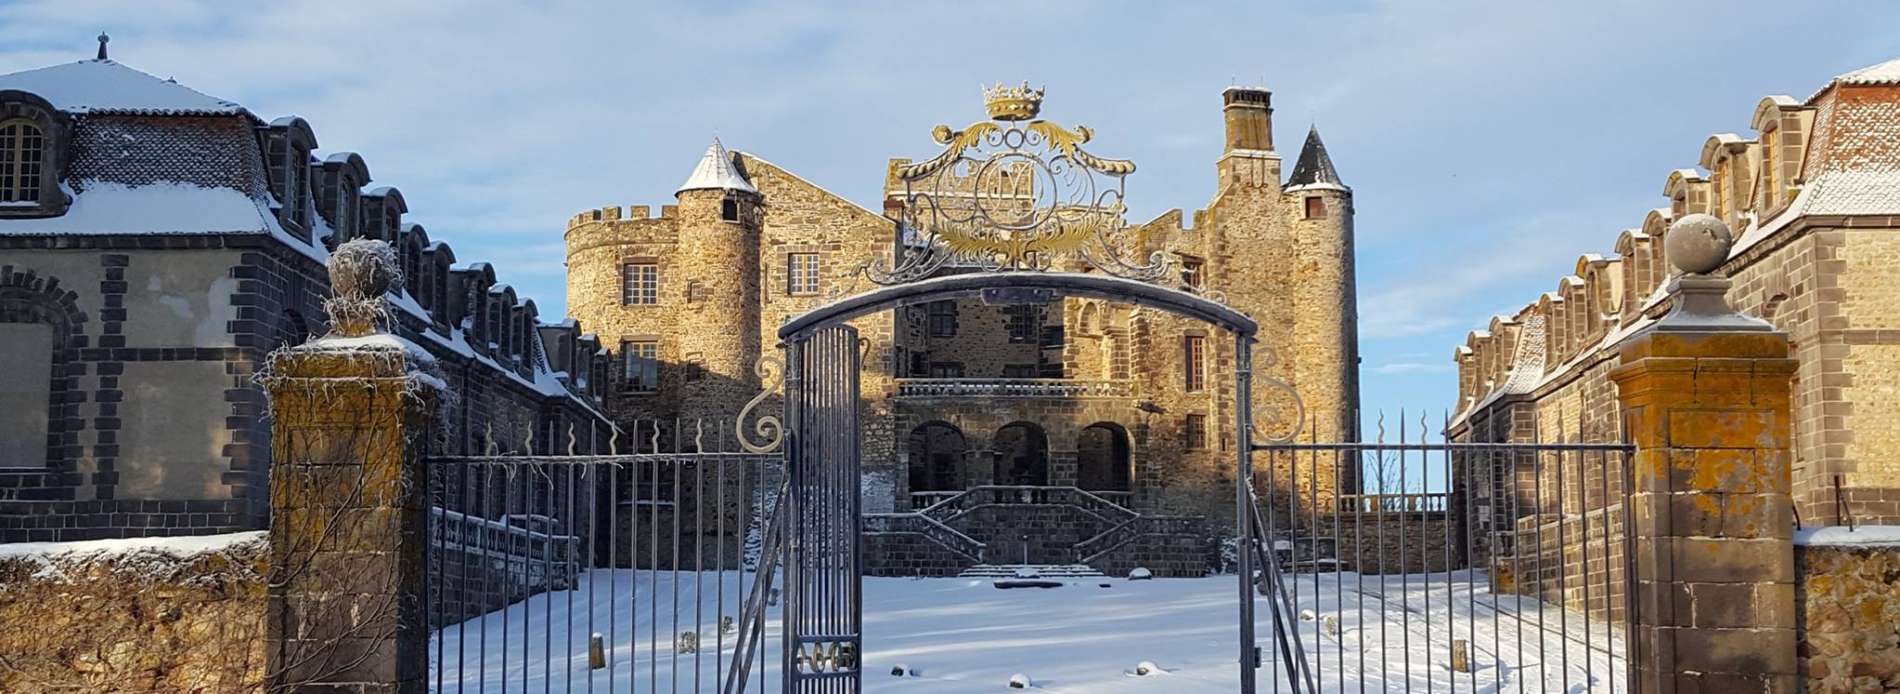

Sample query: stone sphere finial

[324,239,400,337]
[1665,213,1733,276]
[328,239,399,301]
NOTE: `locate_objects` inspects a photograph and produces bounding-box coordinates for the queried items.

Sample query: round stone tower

[1284,125,1359,445]
[673,138,764,427]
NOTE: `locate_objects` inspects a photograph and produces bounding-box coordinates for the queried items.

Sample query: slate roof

[676,138,758,195]
[0,59,246,116]
[1285,126,1344,189]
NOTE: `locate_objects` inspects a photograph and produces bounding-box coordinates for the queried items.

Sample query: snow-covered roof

[0,59,245,116]
[676,138,758,196]
[1833,56,1900,87]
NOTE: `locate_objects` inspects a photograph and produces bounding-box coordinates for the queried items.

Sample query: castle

[1450,56,1900,531]
[565,85,1360,573]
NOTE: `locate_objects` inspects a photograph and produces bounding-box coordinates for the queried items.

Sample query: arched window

[1076,422,1131,491]
[906,422,967,493]
[0,119,46,204]
[993,422,1049,486]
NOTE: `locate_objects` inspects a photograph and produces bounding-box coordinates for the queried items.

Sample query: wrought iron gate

[1246,421,1638,693]
[777,324,864,691]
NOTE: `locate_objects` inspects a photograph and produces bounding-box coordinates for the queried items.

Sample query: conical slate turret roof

[1286,126,1344,188]
[676,137,758,196]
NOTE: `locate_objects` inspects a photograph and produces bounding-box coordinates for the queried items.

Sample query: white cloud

[1374,361,1452,375]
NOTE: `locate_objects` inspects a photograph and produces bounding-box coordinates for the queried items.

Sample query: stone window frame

[0,265,87,473]
[621,338,661,394]
[1005,303,1038,344]
[1183,413,1208,450]
[786,252,821,296]
[622,261,660,306]
[1302,196,1327,220]
[926,300,957,338]
[1183,333,1208,392]
[0,91,70,218]
[1179,254,1205,290]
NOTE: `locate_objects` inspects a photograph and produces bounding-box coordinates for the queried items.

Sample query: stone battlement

[565,203,678,230]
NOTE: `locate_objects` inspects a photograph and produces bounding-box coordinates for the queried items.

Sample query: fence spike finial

[694,419,706,453]
[523,422,535,455]
[566,422,578,456]
[608,423,620,456]
[483,422,496,456]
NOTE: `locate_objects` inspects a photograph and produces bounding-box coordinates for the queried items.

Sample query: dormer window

[721,197,740,222]
[1,119,46,205]
[0,92,69,218]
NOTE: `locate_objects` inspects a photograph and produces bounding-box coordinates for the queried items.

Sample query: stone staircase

[956,564,1107,579]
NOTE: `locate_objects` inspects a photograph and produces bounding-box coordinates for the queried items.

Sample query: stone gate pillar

[263,240,443,693]
[1610,214,1797,694]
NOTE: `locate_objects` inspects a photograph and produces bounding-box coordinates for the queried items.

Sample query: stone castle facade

[1450,56,1900,531]
[565,86,1360,573]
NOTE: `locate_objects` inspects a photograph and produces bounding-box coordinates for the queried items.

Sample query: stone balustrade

[892,378,1134,399]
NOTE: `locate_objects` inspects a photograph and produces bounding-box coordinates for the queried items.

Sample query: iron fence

[1249,428,1635,693]
[422,420,785,693]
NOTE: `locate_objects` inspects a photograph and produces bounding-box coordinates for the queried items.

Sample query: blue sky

[3,1,1898,425]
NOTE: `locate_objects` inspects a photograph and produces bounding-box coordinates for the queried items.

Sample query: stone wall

[1795,534,1900,693]
[862,532,972,577]
[0,532,266,692]
[1086,530,1215,578]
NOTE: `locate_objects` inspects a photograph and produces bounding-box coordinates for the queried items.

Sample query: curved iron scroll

[736,355,785,454]
[1251,345,1307,444]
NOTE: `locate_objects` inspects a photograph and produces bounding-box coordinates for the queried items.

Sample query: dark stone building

[0,53,614,542]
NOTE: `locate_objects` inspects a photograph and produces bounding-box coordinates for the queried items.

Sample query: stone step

[957,564,1107,579]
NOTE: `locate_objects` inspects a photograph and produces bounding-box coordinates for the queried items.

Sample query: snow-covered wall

[0,532,266,691]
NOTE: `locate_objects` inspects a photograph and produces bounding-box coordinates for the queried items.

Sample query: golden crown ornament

[982,82,1044,121]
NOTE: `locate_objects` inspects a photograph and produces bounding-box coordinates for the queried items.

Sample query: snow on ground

[431,569,1626,692]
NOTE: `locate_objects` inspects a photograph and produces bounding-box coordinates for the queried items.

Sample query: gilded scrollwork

[868,85,1170,285]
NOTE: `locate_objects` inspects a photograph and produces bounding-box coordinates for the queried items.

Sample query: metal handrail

[1073,515,1201,563]
[861,512,986,561]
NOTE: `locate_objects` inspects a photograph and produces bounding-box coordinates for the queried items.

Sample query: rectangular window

[928,361,964,378]
[787,253,820,295]
[1002,364,1037,378]
[927,300,957,337]
[1184,334,1207,392]
[1303,196,1327,220]
[622,263,658,305]
[1006,304,1038,343]
[1184,414,1207,450]
[622,339,659,393]
[1180,256,1205,290]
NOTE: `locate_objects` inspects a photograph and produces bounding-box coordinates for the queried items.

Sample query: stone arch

[1076,421,1132,491]
[0,265,87,471]
[906,421,968,493]
[993,421,1049,486]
